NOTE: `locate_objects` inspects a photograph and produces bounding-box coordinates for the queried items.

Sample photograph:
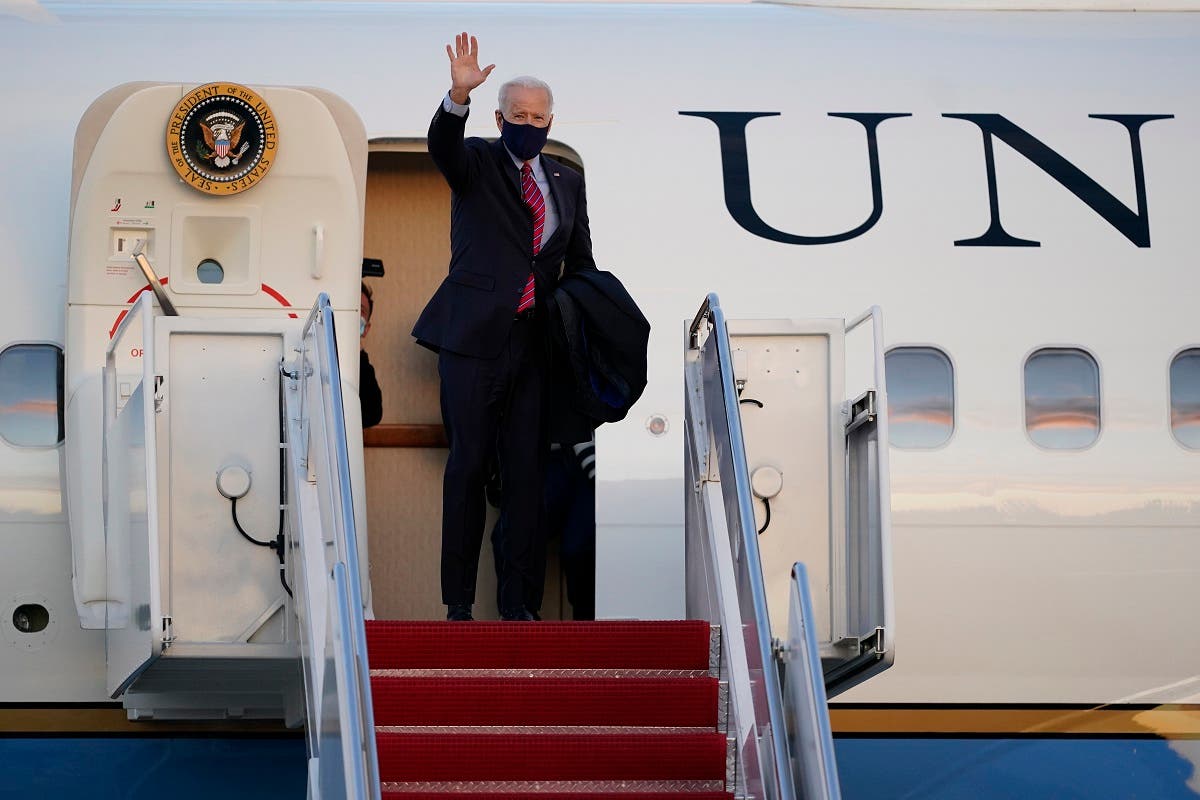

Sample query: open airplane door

[825,308,894,697]
[64,81,367,720]
[727,308,894,698]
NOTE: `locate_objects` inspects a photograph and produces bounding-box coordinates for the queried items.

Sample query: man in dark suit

[412,32,596,621]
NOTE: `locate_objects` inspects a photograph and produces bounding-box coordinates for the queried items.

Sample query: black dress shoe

[500,606,535,622]
[446,604,473,621]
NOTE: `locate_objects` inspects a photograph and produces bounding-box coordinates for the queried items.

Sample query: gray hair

[498,76,554,115]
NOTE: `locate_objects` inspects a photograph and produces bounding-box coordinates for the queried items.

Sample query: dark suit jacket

[412,101,596,358]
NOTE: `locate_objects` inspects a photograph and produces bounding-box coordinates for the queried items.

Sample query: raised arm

[429,32,496,192]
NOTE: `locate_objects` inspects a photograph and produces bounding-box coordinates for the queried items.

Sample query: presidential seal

[166,82,278,196]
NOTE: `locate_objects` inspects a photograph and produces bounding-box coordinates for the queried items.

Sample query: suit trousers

[491,444,595,619]
[438,316,545,610]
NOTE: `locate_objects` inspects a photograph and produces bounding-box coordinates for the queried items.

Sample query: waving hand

[447,32,495,104]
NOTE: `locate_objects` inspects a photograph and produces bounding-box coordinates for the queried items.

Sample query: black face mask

[500,118,550,161]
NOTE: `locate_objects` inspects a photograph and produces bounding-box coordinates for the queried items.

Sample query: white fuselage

[0,1,1196,709]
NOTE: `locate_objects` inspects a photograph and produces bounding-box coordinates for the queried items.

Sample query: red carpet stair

[365,620,734,799]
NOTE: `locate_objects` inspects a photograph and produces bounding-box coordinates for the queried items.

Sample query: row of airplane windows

[1,343,1197,453]
[884,346,1200,451]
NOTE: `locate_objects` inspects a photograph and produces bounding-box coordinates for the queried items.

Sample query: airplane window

[1024,348,1100,450]
[884,347,954,449]
[0,344,64,448]
[1170,349,1200,450]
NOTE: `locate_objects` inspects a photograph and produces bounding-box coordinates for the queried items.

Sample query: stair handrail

[782,563,842,800]
[100,293,165,689]
[685,293,796,800]
[286,292,380,800]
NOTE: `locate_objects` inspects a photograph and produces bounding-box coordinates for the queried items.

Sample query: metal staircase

[98,290,891,799]
[683,294,895,800]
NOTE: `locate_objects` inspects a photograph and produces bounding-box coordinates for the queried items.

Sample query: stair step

[365,621,713,671]
[375,732,729,783]
[370,668,711,679]
[382,793,734,799]
[380,779,728,794]
[371,676,720,727]
[366,622,730,794]
[376,726,717,735]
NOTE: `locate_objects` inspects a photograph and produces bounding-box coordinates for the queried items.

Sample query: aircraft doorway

[361,141,585,621]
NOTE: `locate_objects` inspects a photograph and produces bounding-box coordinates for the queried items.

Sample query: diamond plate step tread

[365,621,712,671]
[381,794,735,800]
[370,676,720,728]
[375,726,719,735]
[380,778,730,796]
[374,731,729,783]
[370,669,712,679]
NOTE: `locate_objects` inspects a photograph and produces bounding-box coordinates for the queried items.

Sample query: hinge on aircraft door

[279,352,314,383]
[279,357,301,383]
[153,376,164,413]
[872,626,887,656]
[161,616,175,651]
[844,389,877,435]
[835,626,888,659]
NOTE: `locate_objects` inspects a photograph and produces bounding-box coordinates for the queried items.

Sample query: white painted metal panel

[162,328,285,643]
[728,319,846,645]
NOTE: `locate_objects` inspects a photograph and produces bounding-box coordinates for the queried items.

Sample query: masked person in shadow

[360,282,383,429]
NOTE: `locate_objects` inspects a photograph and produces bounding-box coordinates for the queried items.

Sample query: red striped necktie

[517,162,543,313]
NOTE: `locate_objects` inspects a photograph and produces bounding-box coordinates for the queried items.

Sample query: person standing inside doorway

[359,282,383,429]
[412,32,596,621]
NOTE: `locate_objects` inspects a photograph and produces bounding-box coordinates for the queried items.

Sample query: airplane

[0,0,1197,798]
